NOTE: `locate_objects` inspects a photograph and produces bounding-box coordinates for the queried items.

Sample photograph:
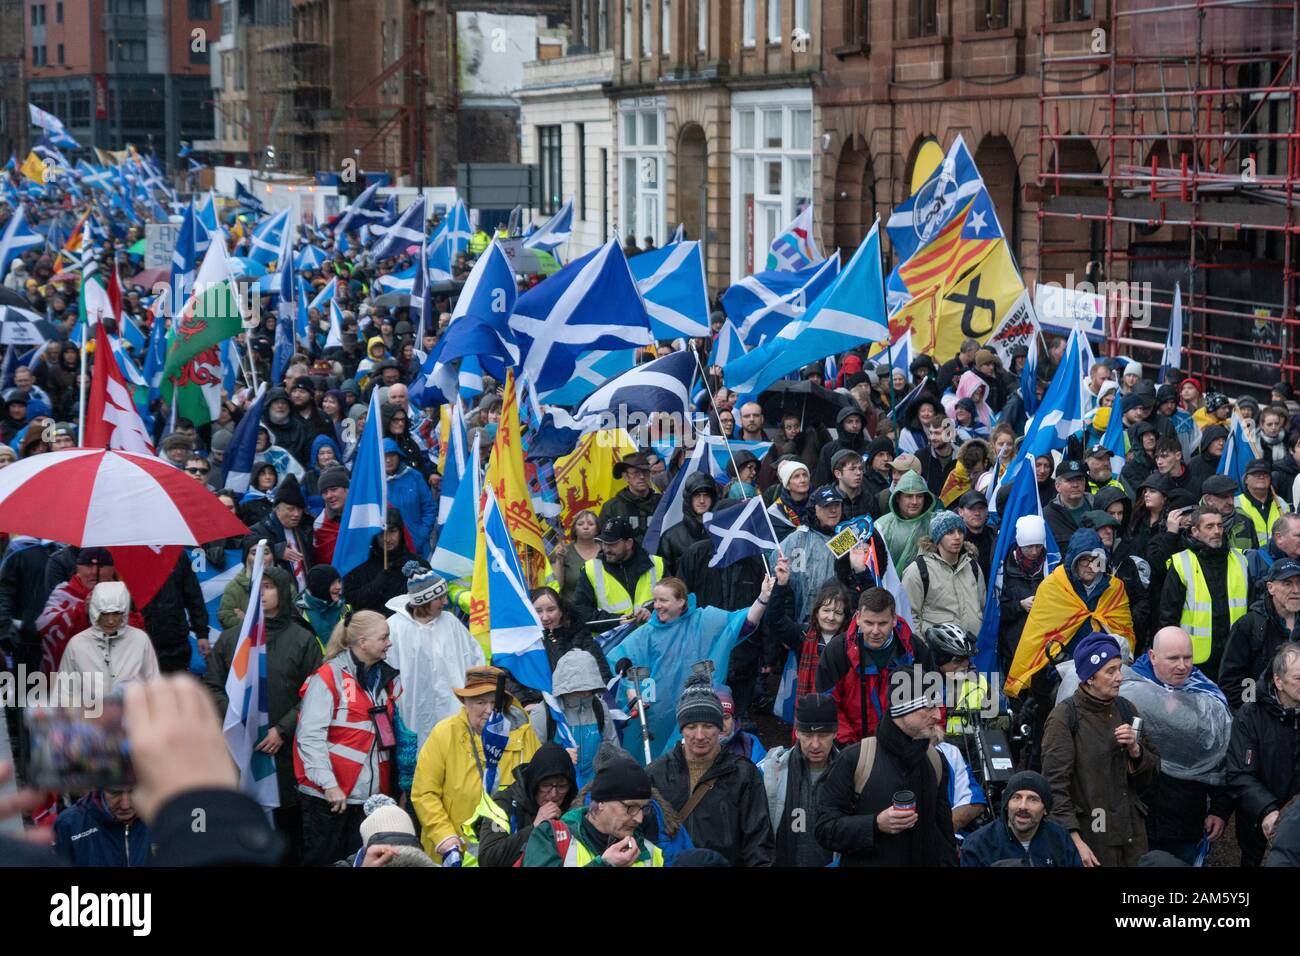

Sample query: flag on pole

[766,205,822,271]
[221,540,280,811]
[222,383,268,493]
[437,399,469,526]
[1099,384,1128,478]
[1021,328,1041,418]
[332,387,388,576]
[1020,328,1087,462]
[1216,414,1258,487]
[83,321,155,453]
[1159,283,1183,385]
[627,240,711,340]
[707,318,747,371]
[522,196,573,253]
[429,431,481,584]
[247,208,290,266]
[370,196,426,261]
[723,256,840,347]
[704,494,778,569]
[642,435,711,555]
[480,483,552,693]
[0,204,43,277]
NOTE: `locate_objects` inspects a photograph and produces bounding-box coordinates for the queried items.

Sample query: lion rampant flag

[554,429,639,530]
[160,232,243,426]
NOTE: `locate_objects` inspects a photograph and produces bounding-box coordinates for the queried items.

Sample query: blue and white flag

[1021,327,1087,463]
[222,383,268,493]
[642,436,711,555]
[168,201,199,316]
[428,241,519,396]
[974,451,1060,681]
[1216,414,1257,487]
[628,240,711,340]
[545,349,697,450]
[369,196,425,261]
[773,651,798,724]
[722,256,840,347]
[886,135,985,265]
[705,436,773,482]
[247,207,290,266]
[220,336,242,398]
[410,236,433,348]
[766,204,822,272]
[0,205,43,278]
[195,190,219,253]
[885,327,913,374]
[1100,379,1128,477]
[77,161,113,192]
[522,195,573,252]
[540,348,637,407]
[308,275,337,315]
[427,199,472,280]
[324,299,344,350]
[430,431,481,582]
[234,179,269,216]
[482,483,551,693]
[272,299,295,384]
[437,399,469,526]
[704,494,778,569]
[510,240,652,392]
[708,318,747,370]
[374,263,416,294]
[670,223,686,244]
[724,221,888,396]
[1020,328,1041,418]
[295,244,329,270]
[1158,283,1183,385]
[540,692,579,748]
[335,181,384,235]
[332,387,388,576]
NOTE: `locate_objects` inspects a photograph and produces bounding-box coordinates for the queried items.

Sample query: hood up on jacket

[551,649,606,697]
[87,581,131,632]
[1092,485,1132,530]
[513,742,578,813]
[1064,527,1112,597]
[887,468,937,520]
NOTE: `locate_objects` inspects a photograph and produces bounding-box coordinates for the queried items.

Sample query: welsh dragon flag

[161,235,244,425]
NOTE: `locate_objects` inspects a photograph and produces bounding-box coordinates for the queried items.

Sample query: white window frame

[742,0,755,47]
[618,101,667,250]
[730,89,815,284]
[768,0,781,44]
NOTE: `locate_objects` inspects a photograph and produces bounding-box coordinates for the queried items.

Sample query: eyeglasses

[185,466,210,475]
[618,801,649,817]
[538,781,570,795]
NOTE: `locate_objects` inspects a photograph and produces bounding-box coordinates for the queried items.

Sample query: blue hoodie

[384,437,436,557]
[53,792,153,867]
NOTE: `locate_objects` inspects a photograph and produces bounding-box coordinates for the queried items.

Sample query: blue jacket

[387,463,437,559]
[53,792,153,867]
[959,816,1082,867]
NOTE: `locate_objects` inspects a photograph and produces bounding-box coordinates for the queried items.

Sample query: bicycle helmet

[925,623,976,664]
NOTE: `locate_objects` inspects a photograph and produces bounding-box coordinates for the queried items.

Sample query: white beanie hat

[1015,515,1047,548]
[1124,361,1142,378]
[777,460,810,489]
[359,794,416,844]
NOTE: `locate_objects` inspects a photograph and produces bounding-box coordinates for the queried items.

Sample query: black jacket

[1158,535,1242,681]
[647,744,775,867]
[1144,770,1234,847]
[1221,598,1300,711]
[914,445,957,503]
[472,743,578,867]
[966,524,995,582]
[571,543,658,633]
[203,568,324,807]
[862,468,891,519]
[341,523,422,614]
[657,473,716,575]
[1043,495,1092,555]
[597,487,663,545]
[814,714,957,867]
[0,540,54,649]
[249,510,317,577]
[40,545,80,611]
[1226,680,1300,866]
[543,622,611,682]
[262,391,312,467]
[1272,456,1300,504]
[997,552,1044,673]
[141,555,209,658]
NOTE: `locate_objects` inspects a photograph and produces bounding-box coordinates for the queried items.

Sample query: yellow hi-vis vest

[460,791,512,868]
[566,836,664,867]
[1167,548,1249,664]
[583,555,664,615]
[1236,493,1285,546]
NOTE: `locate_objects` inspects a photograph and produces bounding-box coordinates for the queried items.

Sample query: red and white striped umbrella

[0,448,249,546]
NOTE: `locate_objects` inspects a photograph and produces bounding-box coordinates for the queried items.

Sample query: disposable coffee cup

[893,789,916,812]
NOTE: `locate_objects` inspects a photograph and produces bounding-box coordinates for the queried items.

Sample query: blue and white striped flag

[0,205,43,278]
[1216,414,1257,487]
[482,483,552,692]
[546,349,697,447]
[247,207,290,266]
[522,195,573,252]
[722,256,840,347]
[628,240,711,340]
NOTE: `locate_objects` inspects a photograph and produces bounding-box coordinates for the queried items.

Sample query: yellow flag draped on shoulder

[554,429,638,530]
[1004,566,1135,698]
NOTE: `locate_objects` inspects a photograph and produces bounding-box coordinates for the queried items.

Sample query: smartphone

[24,698,133,791]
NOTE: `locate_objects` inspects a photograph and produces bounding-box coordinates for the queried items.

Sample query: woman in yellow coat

[411,665,541,863]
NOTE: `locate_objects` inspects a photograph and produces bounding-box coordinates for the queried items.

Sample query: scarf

[774,488,810,528]
[939,459,972,507]
[1005,566,1135,698]
[1012,545,1045,577]
[1130,653,1229,707]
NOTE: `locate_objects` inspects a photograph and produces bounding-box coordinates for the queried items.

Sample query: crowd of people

[2,182,1300,870]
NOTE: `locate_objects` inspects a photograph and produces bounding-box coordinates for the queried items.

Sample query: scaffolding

[1038,0,1300,395]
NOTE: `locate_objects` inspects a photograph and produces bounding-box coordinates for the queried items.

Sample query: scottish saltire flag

[647,434,717,554]
[234,179,268,216]
[523,196,573,252]
[437,399,469,526]
[143,312,168,402]
[705,436,773,481]
[274,220,296,329]
[1020,327,1087,463]
[481,483,552,693]
[510,240,652,392]
[221,540,279,811]
[222,383,268,493]
[335,181,384,235]
[427,199,472,280]
[272,301,295,383]
[708,318,747,370]
[886,327,913,374]
[296,277,311,345]
[308,275,337,314]
[220,336,242,397]
[546,350,697,447]
[411,236,434,348]
[974,451,1061,682]
[429,241,519,396]
[0,205,43,277]
[773,651,798,724]
[1100,381,1128,477]
[332,388,388,576]
[704,488,778,568]
[540,348,637,407]
[722,256,840,347]
[77,161,113,192]
[370,196,425,261]
[540,692,579,748]
[725,221,888,396]
[247,207,290,266]
[887,135,985,265]
[195,190,218,254]
[1217,415,1257,487]
[374,263,416,294]
[670,223,686,244]
[628,241,711,340]
[1158,283,1183,385]
[1020,328,1041,418]
[766,205,822,272]
[324,299,344,349]
[295,244,328,270]
[430,431,481,582]
[168,202,199,315]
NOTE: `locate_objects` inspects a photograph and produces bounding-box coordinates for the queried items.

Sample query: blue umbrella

[228,256,267,278]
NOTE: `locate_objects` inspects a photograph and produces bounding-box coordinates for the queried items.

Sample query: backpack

[544,697,606,743]
[851,736,944,797]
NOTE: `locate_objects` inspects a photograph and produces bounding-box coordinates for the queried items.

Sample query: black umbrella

[0,306,57,346]
[0,287,32,309]
[758,379,853,428]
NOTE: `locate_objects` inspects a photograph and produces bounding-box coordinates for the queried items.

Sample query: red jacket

[823,616,926,744]
[37,576,145,673]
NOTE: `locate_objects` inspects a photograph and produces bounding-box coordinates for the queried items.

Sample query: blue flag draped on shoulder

[223,384,268,493]
[222,540,279,810]
[332,388,388,576]
[510,240,652,393]
[628,241,711,340]
[704,494,778,568]
[724,221,887,396]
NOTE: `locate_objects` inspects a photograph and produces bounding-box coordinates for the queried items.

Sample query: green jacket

[218,566,252,630]
[522,806,661,867]
[874,469,937,573]
[1224,507,1262,553]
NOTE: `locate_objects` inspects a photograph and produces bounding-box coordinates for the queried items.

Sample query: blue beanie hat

[1073,632,1122,684]
[929,510,966,542]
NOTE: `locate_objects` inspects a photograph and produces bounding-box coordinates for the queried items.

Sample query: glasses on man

[185,466,210,475]
[618,801,650,818]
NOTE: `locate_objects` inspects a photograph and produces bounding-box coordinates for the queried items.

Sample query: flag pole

[78,314,94,443]
[690,350,785,562]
